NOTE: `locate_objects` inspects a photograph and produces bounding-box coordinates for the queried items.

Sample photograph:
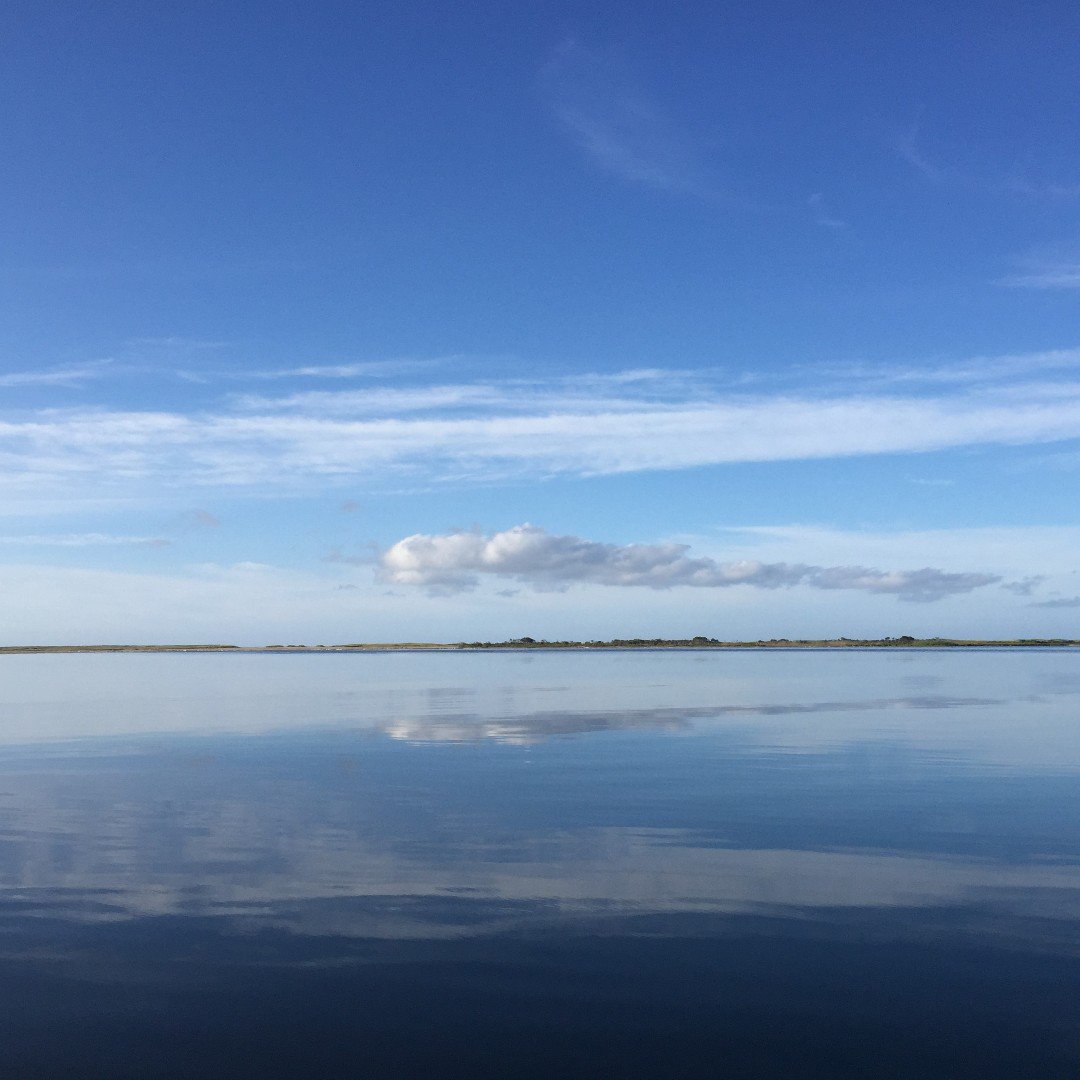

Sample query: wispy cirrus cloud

[2,352,1080,498]
[173,356,457,388]
[168,509,221,531]
[808,192,846,229]
[126,336,230,352]
[0,532,168,548]
[807,348,1080,390]
[541,41,709,195]
[1001,264,1080,290]
[897,125,1080,200]
[379,524,998,602]
[0,360,115,389]
[233,369,706,416]
[246,357,452,381]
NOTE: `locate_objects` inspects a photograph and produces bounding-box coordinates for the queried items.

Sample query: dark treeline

[453,636,1080,649]
[3,638,1079,653]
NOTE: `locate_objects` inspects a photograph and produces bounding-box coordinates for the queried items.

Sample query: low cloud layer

[1028,596,1080,609]
[380,524,999,603]
[0,532,168,548]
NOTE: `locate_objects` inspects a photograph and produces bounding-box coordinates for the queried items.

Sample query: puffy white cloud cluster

[380,524,999,602]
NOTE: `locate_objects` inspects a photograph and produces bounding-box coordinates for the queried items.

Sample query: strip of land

[1,636,1078,653]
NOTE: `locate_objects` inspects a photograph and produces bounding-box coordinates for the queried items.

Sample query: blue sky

[2,0,1080,642]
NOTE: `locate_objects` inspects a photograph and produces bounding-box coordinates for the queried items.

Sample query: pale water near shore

[2,649,1080,1077]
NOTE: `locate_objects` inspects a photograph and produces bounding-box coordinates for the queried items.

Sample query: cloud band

[379,524,999,602]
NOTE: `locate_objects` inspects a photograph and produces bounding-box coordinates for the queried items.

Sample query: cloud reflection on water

[4,651,1080,1076]
[1,652,1079,946]
[379,695,1000,743]
[3,738,1080,950]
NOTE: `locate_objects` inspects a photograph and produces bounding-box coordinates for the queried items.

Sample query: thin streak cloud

[0,361,114,389]
[1001,265,1080,290]
[897,125,1080,200]
[4,375,1080,494]
[542,41,708,195]
[0,533,168,547]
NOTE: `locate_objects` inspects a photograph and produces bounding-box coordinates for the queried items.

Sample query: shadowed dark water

[1,649,1079,1077]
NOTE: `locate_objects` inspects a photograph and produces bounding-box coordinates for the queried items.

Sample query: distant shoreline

[2,636,1079,654]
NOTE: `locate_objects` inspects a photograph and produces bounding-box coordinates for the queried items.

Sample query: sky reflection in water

[2,649,1080,1077]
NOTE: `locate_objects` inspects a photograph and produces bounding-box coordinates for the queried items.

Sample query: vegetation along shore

[1,636,1078,654]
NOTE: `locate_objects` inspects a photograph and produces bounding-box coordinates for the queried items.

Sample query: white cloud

[805,349,1080,390]
[379,524,998,602]
[1001,265,1080,289]
[0,532,168,547]
[247,357,448,380]
[0,361,113,389]
[683,523,1080,615]
[897,125,1080,199]
[1,382,1080,496]
[234,384,521,415]
[808,192,846,229]
[0,522,1075,643]
[541,41,707,194]
[232,371,704,416]
[2,354,1080,498]
[168,509,221,531]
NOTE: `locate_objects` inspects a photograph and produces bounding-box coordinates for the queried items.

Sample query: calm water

[2,649,1080,1078]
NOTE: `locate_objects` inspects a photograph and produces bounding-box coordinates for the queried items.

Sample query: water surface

[2,649,1079,1077]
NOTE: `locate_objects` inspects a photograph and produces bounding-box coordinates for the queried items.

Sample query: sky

[2,0,1080,643]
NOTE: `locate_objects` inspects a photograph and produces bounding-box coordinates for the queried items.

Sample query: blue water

[1,649,1079,1077]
